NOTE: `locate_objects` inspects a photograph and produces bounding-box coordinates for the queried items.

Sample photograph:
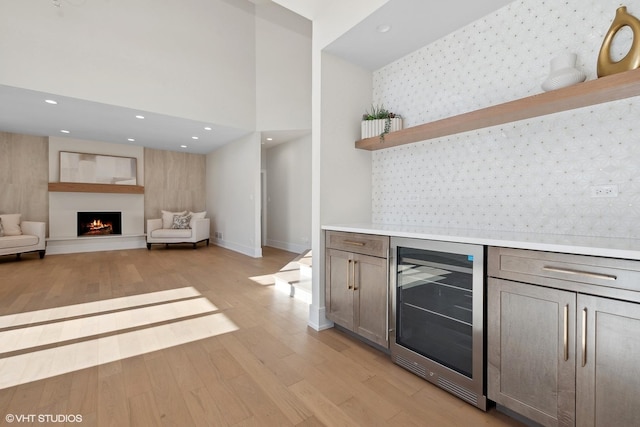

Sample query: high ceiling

[323,0,514,71]
[0,0,513,154]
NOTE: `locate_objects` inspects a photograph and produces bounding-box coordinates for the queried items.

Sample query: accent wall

[371,0,640,239]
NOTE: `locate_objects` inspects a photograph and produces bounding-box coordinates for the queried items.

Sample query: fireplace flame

[86,219,112,234]
[77,212,121,237]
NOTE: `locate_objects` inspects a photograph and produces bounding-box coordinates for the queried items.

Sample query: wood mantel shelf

[355,68,640,151]
[48,182,144,194]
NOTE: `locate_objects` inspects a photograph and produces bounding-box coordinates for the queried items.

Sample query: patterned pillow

[0,218,3,237]
[171,214,192,229]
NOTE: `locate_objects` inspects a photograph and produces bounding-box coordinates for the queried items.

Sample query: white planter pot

[361,117,403,139]
[541,52,586,92]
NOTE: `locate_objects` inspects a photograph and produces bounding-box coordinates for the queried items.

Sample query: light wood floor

[0,245,523,426]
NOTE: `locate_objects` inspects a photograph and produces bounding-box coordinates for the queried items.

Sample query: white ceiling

[0,84,253,155]
[0,0,512,154]
[324,0,514,71]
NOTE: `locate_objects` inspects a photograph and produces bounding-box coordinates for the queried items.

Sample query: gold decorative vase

[597,6,640,77]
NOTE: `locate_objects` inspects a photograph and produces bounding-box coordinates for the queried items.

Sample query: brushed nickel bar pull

[563,304,569,361]
[347,260,353,289]
[343,240,365,247]
[352,261,358,290]
[542,266,617,281]
[582,308,587,367]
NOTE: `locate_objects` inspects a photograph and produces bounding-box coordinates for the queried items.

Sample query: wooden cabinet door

[353,253,388,347]
[325,249,355,330]
[576,295,640,427]
[488,278,576,427]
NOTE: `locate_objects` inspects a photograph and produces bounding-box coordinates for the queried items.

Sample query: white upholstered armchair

[146,210,210,249]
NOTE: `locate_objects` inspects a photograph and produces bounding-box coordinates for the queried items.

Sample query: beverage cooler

[389,237,486,410]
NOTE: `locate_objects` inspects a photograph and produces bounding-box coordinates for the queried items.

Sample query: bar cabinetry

[325,231,389,347]
[487,247,640,427]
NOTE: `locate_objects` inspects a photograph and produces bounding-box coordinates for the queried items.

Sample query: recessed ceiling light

[135,115,145,119]
[376,24,392,33]
[128,138,135,142]
[266,137,273,141]
[180,145,187,148]
[45,99,58,105]
[60,130,70,134]
[204,127,212,131]
[192,136,199,140]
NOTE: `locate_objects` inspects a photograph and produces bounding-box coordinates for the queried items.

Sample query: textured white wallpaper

[371,0,640,239]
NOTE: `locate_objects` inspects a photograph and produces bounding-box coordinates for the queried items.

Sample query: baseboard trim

[266,239,308,254]
[214,239,262,258]
[307,305,333,331]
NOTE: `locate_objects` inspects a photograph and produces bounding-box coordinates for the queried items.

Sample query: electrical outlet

[590,184,619,198]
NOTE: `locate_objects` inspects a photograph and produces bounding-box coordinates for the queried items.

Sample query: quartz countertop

[322,223,640,261]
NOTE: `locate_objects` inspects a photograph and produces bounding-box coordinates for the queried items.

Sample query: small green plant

[362,105,400,142]
[362,104,397,121]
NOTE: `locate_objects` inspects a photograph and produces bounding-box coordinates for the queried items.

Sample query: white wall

[0,0,256,130]
[306,51,374,330]
[371,0,640,239]
[255,10,311,131]
[265,134,311,253]
[286,0,389,330]
[206,133,262,258]
[319,53,373,225]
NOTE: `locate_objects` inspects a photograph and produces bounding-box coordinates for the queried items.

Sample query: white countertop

[322,223,640,261]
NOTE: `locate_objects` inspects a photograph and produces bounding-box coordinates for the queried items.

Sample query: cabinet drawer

[488,247,640,300]
[325,231,389,258]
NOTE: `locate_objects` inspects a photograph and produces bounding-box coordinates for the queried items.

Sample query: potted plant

[361,105,403,141]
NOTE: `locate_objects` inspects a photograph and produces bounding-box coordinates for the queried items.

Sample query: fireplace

[77,212,122,237]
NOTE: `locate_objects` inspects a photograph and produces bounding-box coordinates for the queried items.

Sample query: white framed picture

[59,151,137,185]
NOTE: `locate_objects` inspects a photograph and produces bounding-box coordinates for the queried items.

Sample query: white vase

[541,53,587,92]
[361,117,403,139]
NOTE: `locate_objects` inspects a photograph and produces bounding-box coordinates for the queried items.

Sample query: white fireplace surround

[47,192,145,254]
[47,137,146,255]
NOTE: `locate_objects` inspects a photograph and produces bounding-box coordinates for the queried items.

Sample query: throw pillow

[188,211,206,227]
[161,210,186,229]
[171,214,192,229]
[0,213,22,236]
[0,218,3,237]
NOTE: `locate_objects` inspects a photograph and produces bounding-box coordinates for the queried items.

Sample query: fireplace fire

[77,212,122,237]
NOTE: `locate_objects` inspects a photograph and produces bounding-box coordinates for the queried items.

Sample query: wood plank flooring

[0,246,523,426]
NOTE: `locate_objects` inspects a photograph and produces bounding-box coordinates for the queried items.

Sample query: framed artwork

[59,151,137,185]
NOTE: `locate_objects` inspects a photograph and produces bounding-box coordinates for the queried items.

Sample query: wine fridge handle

[563,305,569,361]
[581,308,587,367]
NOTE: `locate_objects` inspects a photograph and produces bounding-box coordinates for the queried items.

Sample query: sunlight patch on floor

[0,288,238,390]
[0,298,219,353]
[0,287,201,329]
[249,274,277,285]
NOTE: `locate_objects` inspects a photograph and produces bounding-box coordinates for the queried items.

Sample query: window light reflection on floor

[0,287,201,329]
[0,287,238,390]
